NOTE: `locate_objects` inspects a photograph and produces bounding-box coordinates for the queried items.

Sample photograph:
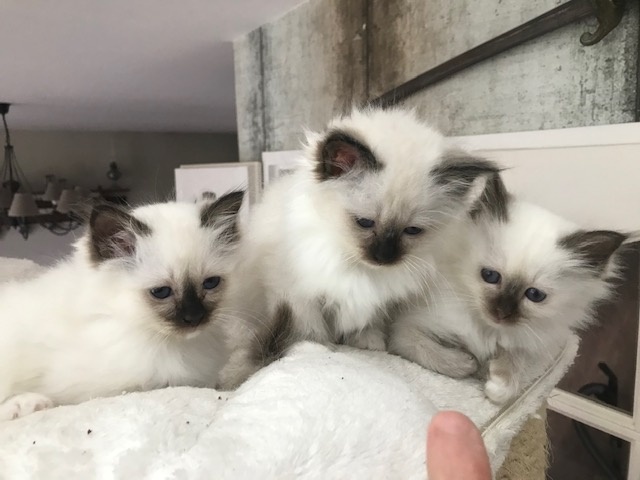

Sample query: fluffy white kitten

[0,192,244,421]
[389,185,629,404]
[218,108,501,389]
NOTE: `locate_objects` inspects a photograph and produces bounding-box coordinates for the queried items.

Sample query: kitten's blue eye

[481,268,501,284]
[524,287,547,303]
[356,218,375,229]
[150,286,172,299]
[203,276,221,290]
[403,226,423,235]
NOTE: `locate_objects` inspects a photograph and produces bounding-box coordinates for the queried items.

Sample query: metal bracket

[580,0,626,46]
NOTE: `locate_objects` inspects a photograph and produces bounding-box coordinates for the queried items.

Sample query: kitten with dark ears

[0,192,244,421]
[217,108,502,389]
[389,180,629,404]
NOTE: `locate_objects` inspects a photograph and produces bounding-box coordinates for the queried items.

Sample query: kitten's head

[85,191,244,336]
[302,108,500,269]
[465,200,628,334]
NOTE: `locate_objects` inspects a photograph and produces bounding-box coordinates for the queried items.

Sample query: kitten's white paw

[347,329,386,351]
[484,376,518,405]
[0,393,54,421]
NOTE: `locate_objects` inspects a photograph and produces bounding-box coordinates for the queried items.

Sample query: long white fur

[218,108,489,389]
[389,200,625,403]
[0,201,235,421]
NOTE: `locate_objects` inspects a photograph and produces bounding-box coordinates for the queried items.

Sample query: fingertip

[426,411,492,480]
[428,410,478,438]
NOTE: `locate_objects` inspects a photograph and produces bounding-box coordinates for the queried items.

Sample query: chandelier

[0,103,128,240]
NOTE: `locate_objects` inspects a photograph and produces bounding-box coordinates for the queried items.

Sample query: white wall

[1,130,238,265]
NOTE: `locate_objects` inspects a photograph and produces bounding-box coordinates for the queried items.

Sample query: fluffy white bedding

[0,258,578,479]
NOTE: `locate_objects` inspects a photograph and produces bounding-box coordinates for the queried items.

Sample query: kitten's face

[466,202,626,332]
[307,108,498,269]
[88,191,244,336]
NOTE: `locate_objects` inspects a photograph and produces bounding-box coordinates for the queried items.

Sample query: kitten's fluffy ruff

[389,199,627,403]
[218,108,498,389]
[0,197,242,421]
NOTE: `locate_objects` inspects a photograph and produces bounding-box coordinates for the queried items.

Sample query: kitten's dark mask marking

[470,172,510,222]
[149,280,216,331]
[365,227,404,265]
[175,282,207,328]
[315,131,382,181]
[89,204,151,264]
[487,279,526,325]
[430,154,502,201]
[559,230,627,273]
[200,190,245,243]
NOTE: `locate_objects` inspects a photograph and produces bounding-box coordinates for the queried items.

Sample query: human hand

[427,410,492,480]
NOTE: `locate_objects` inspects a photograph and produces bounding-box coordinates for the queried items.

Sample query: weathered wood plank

[234,28,264,162]
[261,0,368,151]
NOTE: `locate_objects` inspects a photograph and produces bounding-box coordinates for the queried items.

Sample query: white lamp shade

[43,179,62,201]
[56,189,80,214]
[8,192,40,217]
[0,186,12,209]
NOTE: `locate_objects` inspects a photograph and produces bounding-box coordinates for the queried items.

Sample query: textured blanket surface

[0,258,578,479]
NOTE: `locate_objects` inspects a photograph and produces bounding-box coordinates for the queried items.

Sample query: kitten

[0,192,244,421]
[217,108,502,389]
[389,182,629,404]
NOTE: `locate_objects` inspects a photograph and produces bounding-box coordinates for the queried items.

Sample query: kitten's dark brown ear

[469,172,510,222]
[200,190,245,242]
[431,153,504,208]
[559,230,628,273]
[315,131,381,180]
[89,204,150,263]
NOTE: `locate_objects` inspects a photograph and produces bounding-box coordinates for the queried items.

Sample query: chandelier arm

[40,217,82,235]
[9,150,34,192]
[1,112,10,147]
[1,150,7,183]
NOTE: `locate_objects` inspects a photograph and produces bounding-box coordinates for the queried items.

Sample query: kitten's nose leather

[492,296,519,323]
[368,230,402,265]
[182,308,206,326]
[178,286,207,327]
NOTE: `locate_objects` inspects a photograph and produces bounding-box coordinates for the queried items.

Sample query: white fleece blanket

[0,258,578,479]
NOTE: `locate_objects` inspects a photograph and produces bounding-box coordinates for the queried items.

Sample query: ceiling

[0,0,307,132]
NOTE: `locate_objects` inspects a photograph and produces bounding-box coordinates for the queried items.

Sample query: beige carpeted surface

[496,407,548,479]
